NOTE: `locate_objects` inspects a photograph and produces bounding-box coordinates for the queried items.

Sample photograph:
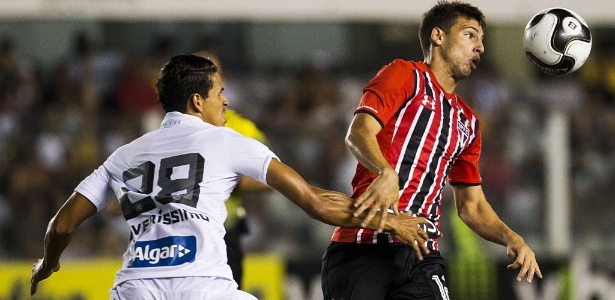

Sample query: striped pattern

[333,63,480,251]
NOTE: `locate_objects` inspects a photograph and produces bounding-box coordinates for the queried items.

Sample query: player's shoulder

[217,126,262,146]
[375,59,423,80]
[385,59,422,72]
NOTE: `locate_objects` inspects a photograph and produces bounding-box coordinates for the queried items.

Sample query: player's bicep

[348,112,384,138]
[238,176,271,192]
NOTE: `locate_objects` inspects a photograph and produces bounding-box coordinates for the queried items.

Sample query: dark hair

[419,0,486,58]
[156,54,218,113]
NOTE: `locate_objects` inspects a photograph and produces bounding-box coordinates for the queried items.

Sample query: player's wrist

[377,166,396,178]
[504,232,524,247]
[41,259,56,271]
[384,217,397,233]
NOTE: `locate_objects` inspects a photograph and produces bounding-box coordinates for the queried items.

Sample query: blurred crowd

[1,28,615,267]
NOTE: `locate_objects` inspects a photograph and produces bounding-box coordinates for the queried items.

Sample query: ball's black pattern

[548,8,591,53]
[526,52,575,75]
[524,8,592,75]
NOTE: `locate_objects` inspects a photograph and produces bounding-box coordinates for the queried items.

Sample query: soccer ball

[523,8,592,75]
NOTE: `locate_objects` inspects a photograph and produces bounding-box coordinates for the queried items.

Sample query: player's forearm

[40,192,97,267]
[458,200,520,247]
[41,217,74,267]
[346,129,391,176]
[309,187,405,233]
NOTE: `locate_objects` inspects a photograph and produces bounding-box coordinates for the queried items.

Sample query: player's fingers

[514,252,529,281]
[506,250,521,270]
[30,278,39,296]
[524,256,540,283]
[526,264,538,283]
[410,240,424,261]
[353,193,375,217]
[376,209,388,233]
[352,201,370,217]
[360,205,379,228]
[30,280,38,295]
[419,238,430,255]
[517,265,529,282]
[415,228,429,253]
[353,191,371,208]
[390,199,400,215]
[30,266,40,296]
[535,263,543,279]
[507,248,517,260]
[507,257,522,270]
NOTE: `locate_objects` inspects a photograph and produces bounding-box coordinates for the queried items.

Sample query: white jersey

[75,112,277,287]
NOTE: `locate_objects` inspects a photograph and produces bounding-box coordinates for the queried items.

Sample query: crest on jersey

[457,107,470,139]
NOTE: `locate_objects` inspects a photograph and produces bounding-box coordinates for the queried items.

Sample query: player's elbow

[47,215,77,237]
[456,203,472,222]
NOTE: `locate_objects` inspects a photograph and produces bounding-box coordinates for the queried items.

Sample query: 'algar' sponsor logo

[128,236,196,268]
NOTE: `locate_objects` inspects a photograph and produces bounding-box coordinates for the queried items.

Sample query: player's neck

[424,59,457,94]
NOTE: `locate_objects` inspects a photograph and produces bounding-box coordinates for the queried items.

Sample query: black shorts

[321,242,450,300]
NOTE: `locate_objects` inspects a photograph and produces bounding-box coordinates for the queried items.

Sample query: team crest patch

[457,109,470,139]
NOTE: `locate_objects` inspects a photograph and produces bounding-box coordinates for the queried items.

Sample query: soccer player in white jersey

[30,54,431,300]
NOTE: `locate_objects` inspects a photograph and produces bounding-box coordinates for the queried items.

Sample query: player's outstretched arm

[313,187,430,259]
[452,184,543,283]
[265,159,430,259]
[31,192,97,295]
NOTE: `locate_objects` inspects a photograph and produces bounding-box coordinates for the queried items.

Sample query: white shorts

[110,276,257,300]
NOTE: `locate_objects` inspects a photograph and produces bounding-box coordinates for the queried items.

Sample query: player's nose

[475,40,484,54]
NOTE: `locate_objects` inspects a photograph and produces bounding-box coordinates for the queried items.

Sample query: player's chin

[455,71,472,81]
[460,67,474,78]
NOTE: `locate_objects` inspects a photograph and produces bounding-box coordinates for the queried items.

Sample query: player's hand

[505,238,542,283]
[353,167,399,232]
[31,258,60,295]
[390,215,430,260]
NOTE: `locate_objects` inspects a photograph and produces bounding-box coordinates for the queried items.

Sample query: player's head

[419,1,486,59]
[156,54,219,114]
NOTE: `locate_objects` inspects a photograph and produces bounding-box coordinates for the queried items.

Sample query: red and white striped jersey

[332,60,482,250]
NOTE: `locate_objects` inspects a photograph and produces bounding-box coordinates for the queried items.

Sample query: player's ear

[188,93,205,113]
[431,27,444,46]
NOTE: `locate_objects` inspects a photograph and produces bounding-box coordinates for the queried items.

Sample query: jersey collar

[160,111,213,128]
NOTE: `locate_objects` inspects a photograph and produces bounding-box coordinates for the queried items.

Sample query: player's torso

[384,72,477,215]
[107,116,243,283]
[338,68,479,246]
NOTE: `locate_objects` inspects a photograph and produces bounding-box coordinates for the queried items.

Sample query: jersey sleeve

[223,131,278,185]
[356,59,416,127]
[448,128,483,185]
[74,164,116,211]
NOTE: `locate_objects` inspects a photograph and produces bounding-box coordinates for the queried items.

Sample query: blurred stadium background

[0,0,615,299]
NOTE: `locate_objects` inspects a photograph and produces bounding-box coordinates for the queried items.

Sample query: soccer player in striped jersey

[30,54,430,300]
[322,1,542,299]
